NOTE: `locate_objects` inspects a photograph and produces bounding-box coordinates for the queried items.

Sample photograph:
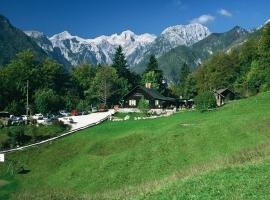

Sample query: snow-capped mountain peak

[50,31,73,41]
[24,30,45,38]
[160,23,211,46]
[27,23,210,66]
[120,30,135,38]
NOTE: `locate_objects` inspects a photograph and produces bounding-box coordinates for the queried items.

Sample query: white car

[32,113,44,120]
[61,117,74,124]
[21,115,29,121]
[59,110,70,117]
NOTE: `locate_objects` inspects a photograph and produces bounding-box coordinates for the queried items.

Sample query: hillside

[0,15,47,66]
[24,31,71,68]
[1,92,270,199]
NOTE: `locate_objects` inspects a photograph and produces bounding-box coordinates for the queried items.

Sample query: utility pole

[26,80,29,116]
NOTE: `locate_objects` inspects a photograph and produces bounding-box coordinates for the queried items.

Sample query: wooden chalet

[122,84,177,109]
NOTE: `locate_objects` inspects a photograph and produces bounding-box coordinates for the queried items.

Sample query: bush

[195,91,217,112]
[138,97,150,116]
[0,123,69,150]
[6,126,31,147]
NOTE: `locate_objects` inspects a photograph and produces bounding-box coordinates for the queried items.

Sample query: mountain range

[0,14,265,82]
[25,23,210,67]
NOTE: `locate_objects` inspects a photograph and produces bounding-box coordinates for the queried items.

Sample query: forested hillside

[170,23,270,99]
[0,15,47,66]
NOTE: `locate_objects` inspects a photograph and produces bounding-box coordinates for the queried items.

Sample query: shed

[214,88,235,106]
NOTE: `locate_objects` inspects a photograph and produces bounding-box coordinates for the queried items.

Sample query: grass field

[1,92,270,199]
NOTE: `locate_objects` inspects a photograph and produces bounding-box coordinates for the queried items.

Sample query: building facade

[122,85,177,109]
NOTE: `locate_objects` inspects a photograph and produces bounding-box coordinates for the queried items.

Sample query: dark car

[10,116,24,125]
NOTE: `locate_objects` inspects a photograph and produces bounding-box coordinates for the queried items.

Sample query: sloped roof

[123,85,175,102]
[214,88,234,96]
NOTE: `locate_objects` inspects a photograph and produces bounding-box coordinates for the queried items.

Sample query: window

[129,99,136,106]
[155,100,159,106]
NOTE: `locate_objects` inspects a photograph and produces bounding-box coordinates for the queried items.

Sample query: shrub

[195,91,217,112]
[138,97,150,116]
[6,126,31,147]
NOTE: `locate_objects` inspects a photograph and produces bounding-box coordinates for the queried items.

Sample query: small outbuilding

[214,88,235,106]
[122,84,177,109]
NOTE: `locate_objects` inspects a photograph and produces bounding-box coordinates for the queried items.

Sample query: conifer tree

[179,62,190,83]
[142,55,166,94]
[111,45,129,78]
[145,55,158,73]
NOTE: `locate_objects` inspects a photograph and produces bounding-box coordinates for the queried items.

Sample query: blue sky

[0,0,269,38]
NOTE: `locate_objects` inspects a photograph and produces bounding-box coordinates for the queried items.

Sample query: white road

[60,110,115,130]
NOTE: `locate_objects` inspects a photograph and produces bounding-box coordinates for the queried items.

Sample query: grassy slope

[1,92,270,199]
[141,160,270,200]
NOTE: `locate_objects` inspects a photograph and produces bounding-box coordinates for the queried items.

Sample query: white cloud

[218,9,232,17]
[190,14,215,24]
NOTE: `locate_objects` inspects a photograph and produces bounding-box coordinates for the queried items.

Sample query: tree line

[0,46,166,115]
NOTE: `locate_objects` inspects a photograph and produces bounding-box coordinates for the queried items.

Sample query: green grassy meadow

[1,92,270,199]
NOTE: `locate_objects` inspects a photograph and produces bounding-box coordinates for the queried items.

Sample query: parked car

[59,110,70,117]
[44,114,57,120]
[37,117,52,125]
[32,113,44,120]
[21,115,29,121]
[91,107,97,113]
[10,116,24,125]
[71,110,79,116]
[81,111,89,115]
[98,104,108,112]
[61,117,74,124]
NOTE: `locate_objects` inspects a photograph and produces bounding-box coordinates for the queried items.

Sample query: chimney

[145,82,151,89]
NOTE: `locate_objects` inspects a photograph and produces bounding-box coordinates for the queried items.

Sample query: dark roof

[214,88,234,96]
[123,85,175,102]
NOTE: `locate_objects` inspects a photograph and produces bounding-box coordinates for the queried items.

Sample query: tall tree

[179,62,190,83]
[112,46,129,78]
[141,71,160,90]
[34,88,63,114]
[183,74,198,99]
[87,66,118,107]
[71,64,96,97]
[145,55,158,73]
[40,58,68,94]
[111,45,140,88]
[258,22,270,58]
[142,55,166,93]
[1,50,38,114]
[258,23,270,90]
